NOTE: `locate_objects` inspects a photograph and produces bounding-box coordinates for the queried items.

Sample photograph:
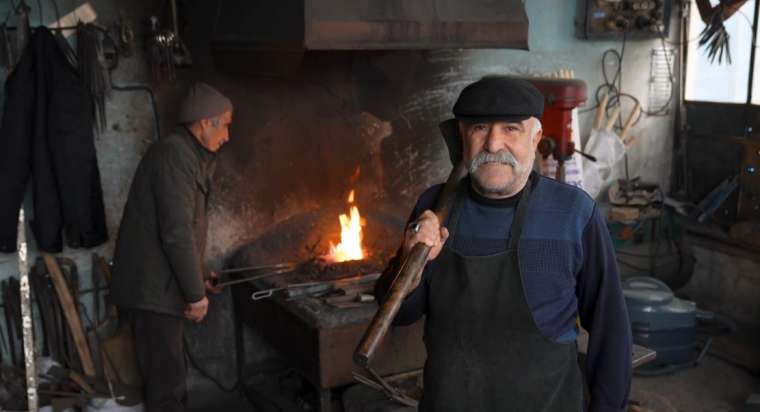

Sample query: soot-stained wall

[0,0,680,403]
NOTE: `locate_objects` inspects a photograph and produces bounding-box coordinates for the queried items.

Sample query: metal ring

[411,222,421,234]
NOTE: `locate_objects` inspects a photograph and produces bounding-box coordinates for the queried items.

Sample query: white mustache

[469,150,518,174]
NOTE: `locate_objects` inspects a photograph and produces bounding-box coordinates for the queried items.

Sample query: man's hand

[401,210,449,293]
[184,296,209,322]
[204,271,223,295]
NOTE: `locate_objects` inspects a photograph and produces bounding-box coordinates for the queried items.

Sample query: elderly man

[110,82,232,412]
[375,77,631,411]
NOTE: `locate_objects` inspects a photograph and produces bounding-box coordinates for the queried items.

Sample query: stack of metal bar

[0,254,142,410]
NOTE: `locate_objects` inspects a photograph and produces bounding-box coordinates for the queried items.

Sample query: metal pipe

[18,210,38,412]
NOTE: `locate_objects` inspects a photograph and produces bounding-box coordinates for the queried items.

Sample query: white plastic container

[84,398,145,412]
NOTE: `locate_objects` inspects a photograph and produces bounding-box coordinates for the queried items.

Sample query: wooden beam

[42,253,97,377]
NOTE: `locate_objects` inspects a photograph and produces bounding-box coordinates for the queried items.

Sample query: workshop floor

[187,368,252,412]
[630,355,760,412]
[184,354,760,412]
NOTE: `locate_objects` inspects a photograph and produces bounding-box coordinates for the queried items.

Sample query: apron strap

[508,174,533,251]
[444,181,469,234]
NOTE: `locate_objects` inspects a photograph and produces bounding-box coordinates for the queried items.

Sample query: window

[685,0,757,103]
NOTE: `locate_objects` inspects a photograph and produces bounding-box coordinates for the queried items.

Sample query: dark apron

[420,179,582,412]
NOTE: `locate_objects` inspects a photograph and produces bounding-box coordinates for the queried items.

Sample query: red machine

[523,78,588,182]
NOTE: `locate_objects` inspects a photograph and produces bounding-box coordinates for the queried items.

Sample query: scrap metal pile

[0,254,140,410]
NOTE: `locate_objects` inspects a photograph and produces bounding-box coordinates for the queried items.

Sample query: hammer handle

[604,106,621,131]
[593,94,609,130]
[354,163,467,366]
[619,102,641,143]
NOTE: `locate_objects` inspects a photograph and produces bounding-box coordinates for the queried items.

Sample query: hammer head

[439,119,462,166]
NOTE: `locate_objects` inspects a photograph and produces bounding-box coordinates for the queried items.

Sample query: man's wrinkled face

[199,111,233,152]
[460,117,542,198]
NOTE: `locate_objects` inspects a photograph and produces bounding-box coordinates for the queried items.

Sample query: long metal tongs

[251,281,332,301]
[212,263,297,288]
[250,272,382,301]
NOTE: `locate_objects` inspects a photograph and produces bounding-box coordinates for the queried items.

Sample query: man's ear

[531,120,543,150]
[532,128,543,147]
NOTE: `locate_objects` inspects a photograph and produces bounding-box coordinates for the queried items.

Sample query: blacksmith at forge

[110,83,233,412]
[375,77,632,411]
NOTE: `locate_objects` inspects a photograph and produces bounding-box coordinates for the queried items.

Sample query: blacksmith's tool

[212,263,297,288]
[146,0,191,81]
[220,262,295,275]
[325,293,376,309]
[695,0,749,64]
[354,121,467,366]
[42,253,97,378]
[251,281,332,301]
[251,272,381,301]
[352,371,418,407]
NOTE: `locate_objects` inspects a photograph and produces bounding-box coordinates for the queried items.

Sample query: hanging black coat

[0,27,107,253]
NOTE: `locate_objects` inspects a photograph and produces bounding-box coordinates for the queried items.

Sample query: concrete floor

[631,355,760,412]
[187,368,252,412]
[184,353,760,412]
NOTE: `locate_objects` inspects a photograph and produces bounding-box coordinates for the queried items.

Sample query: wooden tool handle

[354,163,467,367]
[619,102,641,143]
[604,106,621,131]
[593,94,609,129]
[42,253,97,377]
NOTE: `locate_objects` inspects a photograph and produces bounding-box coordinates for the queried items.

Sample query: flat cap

[452,76,544,122]
[178,82,233,124]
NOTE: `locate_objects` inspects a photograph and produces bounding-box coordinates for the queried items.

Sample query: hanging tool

[116,13,135,57]
[146,0,192,82]
[147,15,175,81]
[695,0,749,65]
[619,102,641,147]
[168,0,191,67]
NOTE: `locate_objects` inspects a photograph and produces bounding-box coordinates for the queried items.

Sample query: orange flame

[324,190,365,262]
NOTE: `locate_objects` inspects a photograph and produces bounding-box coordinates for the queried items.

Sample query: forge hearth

[228,210,424,412]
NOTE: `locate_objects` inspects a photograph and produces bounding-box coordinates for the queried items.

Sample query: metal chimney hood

[211,0,529,75]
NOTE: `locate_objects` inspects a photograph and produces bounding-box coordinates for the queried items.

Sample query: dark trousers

[125,309,187,412]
